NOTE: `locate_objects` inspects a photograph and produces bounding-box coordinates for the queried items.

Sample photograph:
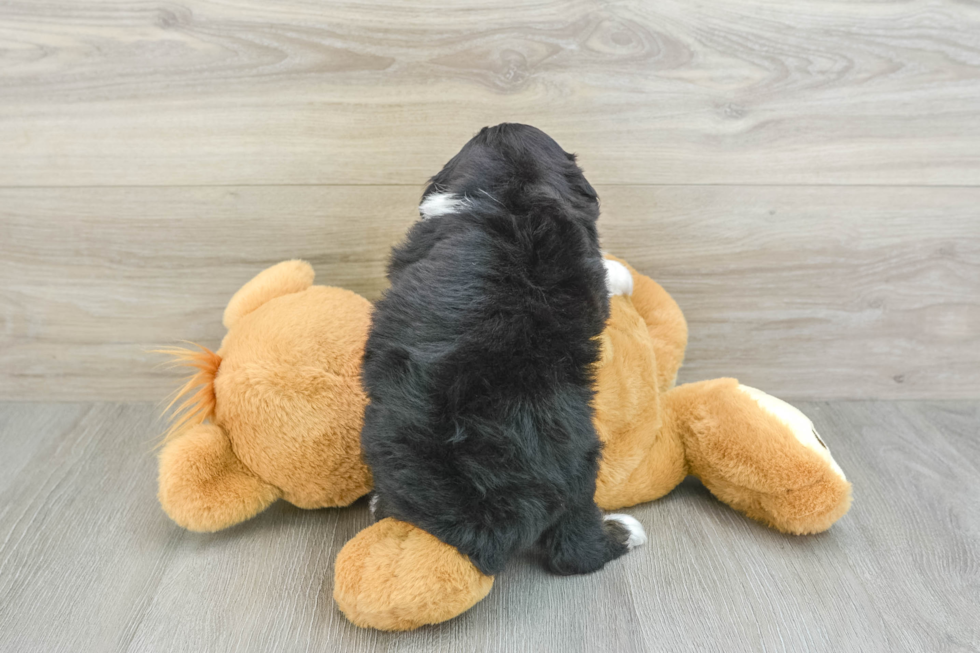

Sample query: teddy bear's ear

[158,423,281,532]
[223,259,315,329]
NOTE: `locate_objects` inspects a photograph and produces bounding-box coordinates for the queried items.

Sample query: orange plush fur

[334,518,494,631]
[157,256,851,630]
[158,260,373,531]
[332,256,850,630]
[589,257,851,533]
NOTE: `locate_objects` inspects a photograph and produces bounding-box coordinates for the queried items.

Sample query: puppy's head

[420,124,599,225]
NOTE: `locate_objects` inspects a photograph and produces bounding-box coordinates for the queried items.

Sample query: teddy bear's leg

[158,423,281,532]
[334,518,494,631]
[660,379,851,534]
[592,290,688,511]
[603,255,688,392]
[593,414,688,511]
[222,259,315,329]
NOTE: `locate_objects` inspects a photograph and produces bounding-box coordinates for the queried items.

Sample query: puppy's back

[362,124,610,575]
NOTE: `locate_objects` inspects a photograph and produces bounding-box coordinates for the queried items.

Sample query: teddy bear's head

[157,261,373,532]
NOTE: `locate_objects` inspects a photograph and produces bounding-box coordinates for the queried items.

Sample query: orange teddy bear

[157,257,851,631]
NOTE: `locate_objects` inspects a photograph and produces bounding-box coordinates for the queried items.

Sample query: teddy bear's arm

[158,423,281,532]
[591,293,688,511]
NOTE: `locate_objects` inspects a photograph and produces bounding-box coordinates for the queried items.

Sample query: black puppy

[360,123,644,577]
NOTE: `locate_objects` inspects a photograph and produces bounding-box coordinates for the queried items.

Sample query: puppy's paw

[603,259,633,297]
[603,513,647,549]
[369,492,397,522]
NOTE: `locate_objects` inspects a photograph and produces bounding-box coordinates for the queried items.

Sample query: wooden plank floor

[1,400,977,652]
[2,3,979,650]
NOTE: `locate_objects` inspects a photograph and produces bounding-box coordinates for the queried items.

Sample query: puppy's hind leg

[538,500,646,575]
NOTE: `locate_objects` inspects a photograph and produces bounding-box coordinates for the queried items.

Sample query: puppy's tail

[152,343,222,445]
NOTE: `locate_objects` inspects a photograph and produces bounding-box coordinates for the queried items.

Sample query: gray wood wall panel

[2,186,977,401]
[3,1,980,401]
[1,1,979,186]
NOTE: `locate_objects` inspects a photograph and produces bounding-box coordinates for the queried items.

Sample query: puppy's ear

[158,423,280,531]
[223,260,315,329]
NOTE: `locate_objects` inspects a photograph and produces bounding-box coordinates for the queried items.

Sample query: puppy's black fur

[360,124,633,576]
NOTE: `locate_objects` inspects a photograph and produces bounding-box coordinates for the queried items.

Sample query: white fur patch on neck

[419,193,469,219]
[603,259,634,297]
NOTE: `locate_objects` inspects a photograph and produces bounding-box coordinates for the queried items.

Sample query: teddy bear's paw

[158,424,281,531]
[737,384,846,482]
[334,518,494,631]
[603,513,648,549]
[603,259,634,297]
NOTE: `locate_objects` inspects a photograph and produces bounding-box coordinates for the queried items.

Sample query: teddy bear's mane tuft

[153,343,222,445]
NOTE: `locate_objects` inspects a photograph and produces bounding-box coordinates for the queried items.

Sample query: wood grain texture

[2,185,977,401]
[2,2,978,649]
[2,1,979,400]
[0,401,977,652]
[600,185,980,400]
[1,0,980,186]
